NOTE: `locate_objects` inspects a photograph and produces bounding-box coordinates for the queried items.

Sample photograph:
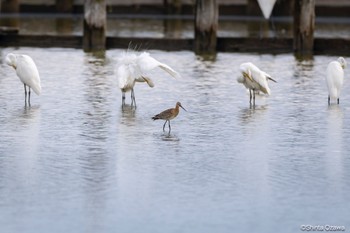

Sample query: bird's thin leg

[122,92,126,106]
[28,88,31,106]
[249,89,252,104]
[337,98,340,105]
[130,90,134,106]
[163,120,167,132]
[131,88,137,108]
[328,96,330,105]
[168,121,171,134]
[253,90,256,105]
[24,84,28,105]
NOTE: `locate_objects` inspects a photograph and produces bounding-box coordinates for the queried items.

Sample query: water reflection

[293,56,314,77]
[326,105,343,154]
[239,104,268,124]
[160,132,180,142]
[120,105,136,125]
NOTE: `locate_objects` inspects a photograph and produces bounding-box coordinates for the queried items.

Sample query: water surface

[0,48,349,233]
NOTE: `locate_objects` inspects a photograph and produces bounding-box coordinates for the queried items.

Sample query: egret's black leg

[24,84,27,105]
[28,88,31,106]
[328,95,330,105]
[337,98,339,105]
[253,90,256,105]
[130,90,134,106]
[131,89,137,108]
[163,120,167,132]
[122,92,126,107]
[249,89,252,104]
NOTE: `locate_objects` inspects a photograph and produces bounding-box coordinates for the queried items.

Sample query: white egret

[237,62,276,104]
[326,57,346,105]
[5,53,41,105]
[116,50,180,107]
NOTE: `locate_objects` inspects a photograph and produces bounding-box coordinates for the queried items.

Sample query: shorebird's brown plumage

[152,102,186,133]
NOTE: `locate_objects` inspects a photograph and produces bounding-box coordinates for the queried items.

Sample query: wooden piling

[194,0,218,54]
[293,0,315,55]
[83,0,106,52]
[0,0,19,29]
[0,0,19,13]
[164,0,182,14]
[55,0,73,13]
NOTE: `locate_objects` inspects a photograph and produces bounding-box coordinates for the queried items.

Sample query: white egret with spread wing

[116,50,180,108]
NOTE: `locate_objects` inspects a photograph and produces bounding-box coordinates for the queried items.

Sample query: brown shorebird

[152,102,186,133]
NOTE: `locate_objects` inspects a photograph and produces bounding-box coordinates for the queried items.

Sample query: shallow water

[0,48,349,233]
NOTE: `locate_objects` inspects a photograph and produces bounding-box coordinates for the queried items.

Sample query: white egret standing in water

[326,57,347,105]
[116,50,180,108]
[5,53,41,106]
[237,62,276,105]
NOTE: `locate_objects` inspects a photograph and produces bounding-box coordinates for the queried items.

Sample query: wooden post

[0,0,19,13]
[164,0,182,14]
[194,0,218,54]
[83,0,106,52]
[0,0,19,29]
[293,0,315,55]
[247,0,266,37]
[163,0,182,38]
[56,0,73,13]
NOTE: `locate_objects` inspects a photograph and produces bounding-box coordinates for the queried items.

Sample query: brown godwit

[152,102,186,133]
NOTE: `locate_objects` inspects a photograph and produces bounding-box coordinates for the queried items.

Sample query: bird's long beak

[180,105,187,112]
[268,77,277,83]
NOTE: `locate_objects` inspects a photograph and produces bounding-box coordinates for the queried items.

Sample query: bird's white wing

[116,64,133,90]
[326,61,344,99]
[250,67,271,95]
[137,52,180,78]
[16,55,41,95]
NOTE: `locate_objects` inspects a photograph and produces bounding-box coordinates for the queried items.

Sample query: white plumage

[326,57,346,104]
[116,50,180,107]
[5,53,41,105]
[237,62,276,104]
